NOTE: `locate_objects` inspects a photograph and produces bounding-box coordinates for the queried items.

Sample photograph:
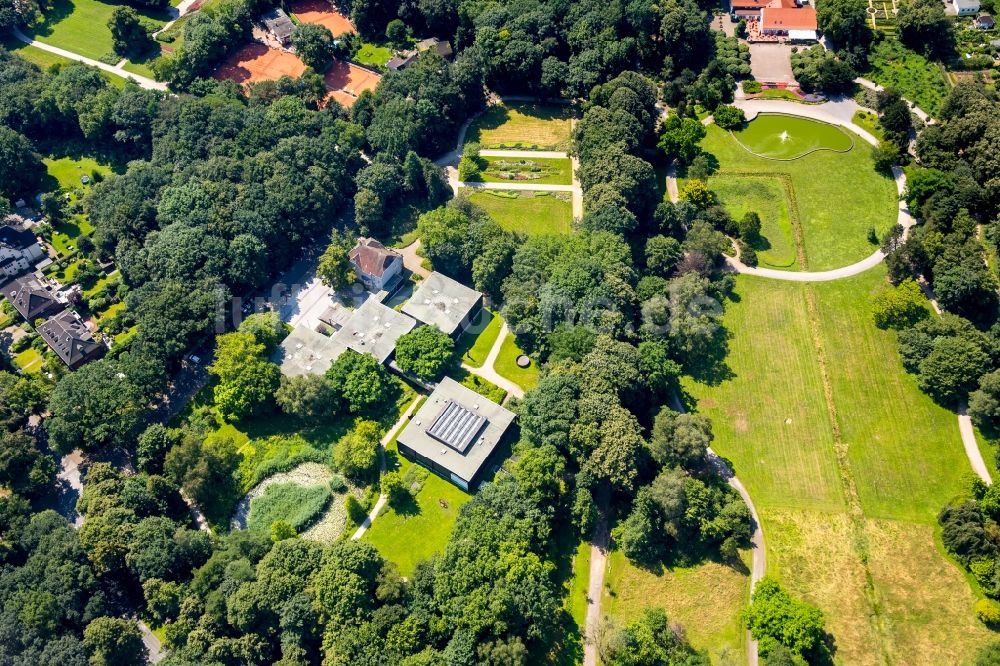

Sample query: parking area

[749,43,796,83]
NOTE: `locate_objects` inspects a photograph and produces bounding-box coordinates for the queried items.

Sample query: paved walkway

[351,399,422,540]
[138,621,165,663]
[582,507,610,666]
[397,240,430,278]
[461,320,525,400]
[13,29,167,91]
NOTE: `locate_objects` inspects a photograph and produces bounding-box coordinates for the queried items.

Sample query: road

[138,621,165,663]
[12,29,167,91]
[582,507,610,666]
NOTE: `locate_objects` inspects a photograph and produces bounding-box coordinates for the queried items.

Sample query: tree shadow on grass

[387,491,420,517]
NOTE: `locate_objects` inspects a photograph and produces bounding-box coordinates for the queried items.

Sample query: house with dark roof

[387,38,454,71]
[976,12,995,28]
[5,276,63,323]
[0,223,45,281]
[396,377,516,490]
[37,310,104,369]
[349,237,403,293]
[263,8,296,46]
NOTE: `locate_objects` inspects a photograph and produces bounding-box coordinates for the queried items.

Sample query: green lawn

[494,332,538,391]
[603,550,750,664]
[466,102,574,150]
[355,42,392,67]
[3,36,127,86]
[455,309,501,367]
[867,40,949,117]
[709,175,798,270]
[475,156,573,186]
[26,0,170,61]
[364,436,471,576]
[467,190,573,236]
[14,348,43,374]
[43,154,116,257]
[852,109,885,142]
[565,542,590,630]
[683,269,991,663]
[699,123,897,271]
[730,113,853,160]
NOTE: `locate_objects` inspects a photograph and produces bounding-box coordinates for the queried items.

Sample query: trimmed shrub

[976,598,1000,626]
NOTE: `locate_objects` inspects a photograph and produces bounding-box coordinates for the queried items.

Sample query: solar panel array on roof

[426,400,486,454]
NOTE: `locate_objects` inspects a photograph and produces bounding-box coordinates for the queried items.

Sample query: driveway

[749,43,796,84]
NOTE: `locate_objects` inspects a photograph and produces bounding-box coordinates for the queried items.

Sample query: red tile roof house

[761,4,818,40]
[349,237,403,293]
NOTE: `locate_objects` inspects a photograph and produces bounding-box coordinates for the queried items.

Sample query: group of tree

[940,478,1000,624]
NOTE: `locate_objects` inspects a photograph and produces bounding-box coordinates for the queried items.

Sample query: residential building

[387,38,454,71]
[349,237,403,293]
[5,276,63,322]
[0,223,45,281]
[396,377,516,490]
[37,310,104,369]
[976,12,995,28]
[401,271,484,338]
[274,325,346,376]
[329,295,417,364]
[954,0,981,15]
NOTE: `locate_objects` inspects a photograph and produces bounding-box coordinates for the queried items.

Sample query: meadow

[467,190,572,236]
[246,482,330,532]
[867,40,949,116]
[26,0,170,61]
[700,122,896,271]
[466,103,574,151]
[683,268,992,663]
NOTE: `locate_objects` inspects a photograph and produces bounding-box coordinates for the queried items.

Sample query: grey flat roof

[402,271,482,335]
[273,326,346,376]
[397,377,515,483]
[330,295,417,364]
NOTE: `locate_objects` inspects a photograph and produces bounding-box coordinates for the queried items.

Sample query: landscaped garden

[466,102,574,150]
[355,42,392,67]
[476,156,573,186]
[42,154,118,258]
[683,268,993,664]
[729,113,854,160]
[699,120,896,271]
[867,40,949,116]
[467,190,572,236]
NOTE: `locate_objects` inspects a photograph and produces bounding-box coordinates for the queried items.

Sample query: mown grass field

[355,43,391,67]
[683,269,991,663]
[365,435,471,576]
[709,175,798,270]
[467,190,572,236]
[466,102,574,150]
[26,0,170,61]
[494,332,539,391]
[477,156,573,186]
[700,123,896,272]
[603,550,750,664]
[455,309,501,367]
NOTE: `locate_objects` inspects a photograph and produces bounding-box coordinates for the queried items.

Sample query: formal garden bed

[475,156,573,185]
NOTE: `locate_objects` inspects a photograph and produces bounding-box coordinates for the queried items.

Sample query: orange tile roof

[761,6,817,30]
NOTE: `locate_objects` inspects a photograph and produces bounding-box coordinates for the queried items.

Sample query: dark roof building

[5,276,63,322]
[263,9,296,46]
[37,310,104,369]
[976,12,995,28]
[396,377,516,490]
[0,224,38,251]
